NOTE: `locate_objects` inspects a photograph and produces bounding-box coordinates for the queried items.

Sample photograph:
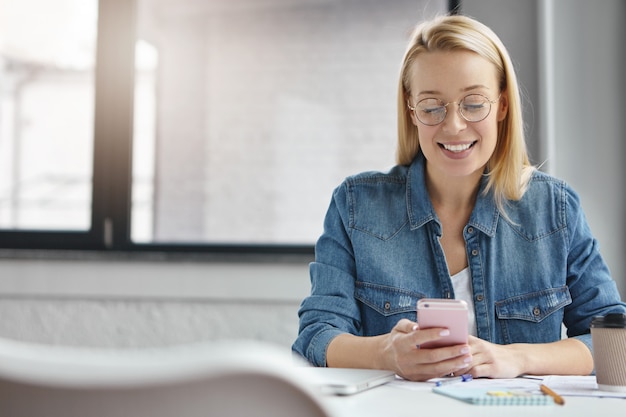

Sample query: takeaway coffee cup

[590,313,626,392]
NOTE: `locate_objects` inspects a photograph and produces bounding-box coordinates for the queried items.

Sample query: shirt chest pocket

[354,282,423,317]
[495,286,572,343]
[496,286,572,322]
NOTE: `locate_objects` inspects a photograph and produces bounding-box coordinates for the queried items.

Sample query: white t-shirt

[451,267,478,337]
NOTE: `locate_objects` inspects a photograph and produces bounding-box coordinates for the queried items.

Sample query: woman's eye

[461,95,489,113]
[462,103,485,113]
[422,106,444,114]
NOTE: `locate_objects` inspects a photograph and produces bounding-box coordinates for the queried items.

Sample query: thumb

[395,318,419,333]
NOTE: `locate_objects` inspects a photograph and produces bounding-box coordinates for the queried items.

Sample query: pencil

[540,384,565,405]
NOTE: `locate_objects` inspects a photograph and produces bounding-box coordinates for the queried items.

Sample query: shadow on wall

[619,1,626,300]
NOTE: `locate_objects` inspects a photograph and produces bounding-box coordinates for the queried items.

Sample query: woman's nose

[441,104,467,133]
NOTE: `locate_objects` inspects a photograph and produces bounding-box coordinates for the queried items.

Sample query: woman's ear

[496,92,508,122]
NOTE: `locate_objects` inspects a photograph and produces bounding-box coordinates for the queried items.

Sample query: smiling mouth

[439,141,477,153]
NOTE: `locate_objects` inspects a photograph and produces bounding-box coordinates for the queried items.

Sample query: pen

[540,384,565,405]
[435,374,473,387]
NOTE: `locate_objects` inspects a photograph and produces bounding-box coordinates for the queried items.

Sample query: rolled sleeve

[563,185,626,339]
[292,185,362,366]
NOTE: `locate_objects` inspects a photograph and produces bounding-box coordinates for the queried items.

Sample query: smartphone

[416,298,468,349]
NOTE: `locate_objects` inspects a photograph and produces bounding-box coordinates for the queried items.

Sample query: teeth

[442,143,472,152]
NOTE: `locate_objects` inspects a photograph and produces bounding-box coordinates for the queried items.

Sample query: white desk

[320,381,625,417]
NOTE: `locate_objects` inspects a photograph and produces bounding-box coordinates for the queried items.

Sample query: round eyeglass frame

[407,93,501,126]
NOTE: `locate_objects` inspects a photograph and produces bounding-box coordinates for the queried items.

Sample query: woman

[292,14,626,382]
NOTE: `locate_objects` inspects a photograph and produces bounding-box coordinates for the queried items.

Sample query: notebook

[295,367,396,395]
[433,385,554,405]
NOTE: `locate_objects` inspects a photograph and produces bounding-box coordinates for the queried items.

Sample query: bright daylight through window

[0,0,96,231]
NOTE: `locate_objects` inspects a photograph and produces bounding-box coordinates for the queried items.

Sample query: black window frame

[0,0,458,259]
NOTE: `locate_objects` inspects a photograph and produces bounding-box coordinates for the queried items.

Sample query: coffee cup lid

[591,313,626,328]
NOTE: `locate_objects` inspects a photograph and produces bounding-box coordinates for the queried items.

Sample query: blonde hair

[397,15,534,209]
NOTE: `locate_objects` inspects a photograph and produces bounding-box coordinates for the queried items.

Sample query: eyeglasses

[408,94,500,126]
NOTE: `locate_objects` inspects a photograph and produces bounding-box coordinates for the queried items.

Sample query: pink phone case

[416,298,468,349]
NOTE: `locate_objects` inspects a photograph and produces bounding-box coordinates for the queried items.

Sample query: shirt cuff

[307,328,344,367]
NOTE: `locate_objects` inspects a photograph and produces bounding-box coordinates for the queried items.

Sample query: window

[0,0,449,254]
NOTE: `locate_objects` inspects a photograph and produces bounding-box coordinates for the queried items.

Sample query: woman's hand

[380,319,473,381]
[464,336,527,378]
[464,336,594,378]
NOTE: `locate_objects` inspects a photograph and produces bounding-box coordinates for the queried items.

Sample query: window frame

[0,0,456,258]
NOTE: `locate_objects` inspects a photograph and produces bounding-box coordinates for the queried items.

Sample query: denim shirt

[293,154,626,367]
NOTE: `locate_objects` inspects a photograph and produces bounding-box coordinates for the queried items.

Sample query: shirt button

[533,307,541,316]
[471,249,478,256]
[475,294,484,302]
[384,301,391,311]
[467,227,474,234]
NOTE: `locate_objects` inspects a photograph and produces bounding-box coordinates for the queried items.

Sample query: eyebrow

[416,85,491,97]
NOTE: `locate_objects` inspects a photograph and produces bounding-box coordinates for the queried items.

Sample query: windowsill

[0,248,314,264]
[0,249,312,302]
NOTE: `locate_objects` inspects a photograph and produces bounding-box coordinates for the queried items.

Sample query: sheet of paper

[391,376,543,393]
[542,375,626,398]
[392,374,626,399]
[387,376,433,391]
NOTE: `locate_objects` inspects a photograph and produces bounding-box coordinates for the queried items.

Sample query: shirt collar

[406,153,499,237]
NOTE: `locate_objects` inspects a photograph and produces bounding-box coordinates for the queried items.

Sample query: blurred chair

[0,338,332,417]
